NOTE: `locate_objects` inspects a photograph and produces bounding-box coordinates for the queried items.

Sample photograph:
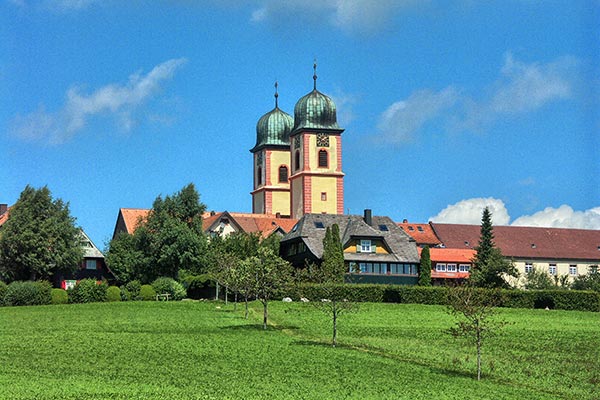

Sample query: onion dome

[251,82,294,152]
[292,62,340,132]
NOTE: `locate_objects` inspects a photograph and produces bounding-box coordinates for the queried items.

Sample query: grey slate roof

[282,213,419,263]
[79,229,105,259]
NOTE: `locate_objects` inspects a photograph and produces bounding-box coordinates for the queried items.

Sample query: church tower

[289,64,344,219]
[250,83,293,217]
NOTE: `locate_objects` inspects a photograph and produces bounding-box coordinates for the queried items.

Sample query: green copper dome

[292,89,339,132]
[292,65,339,132]
[251,105,293,152]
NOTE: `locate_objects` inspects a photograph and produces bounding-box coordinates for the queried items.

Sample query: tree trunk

[244,294,249,319]
[263,300,268,330]
[476,329,482,381]
[225,286,228,305]
[234,292,238,311]
[332,300,337,347]
[215,281,219,301]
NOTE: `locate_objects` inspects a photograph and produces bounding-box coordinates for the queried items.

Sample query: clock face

[294,135,301,149]
[316,133,329,147]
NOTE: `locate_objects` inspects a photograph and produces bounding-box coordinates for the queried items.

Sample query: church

[250,64,345,219]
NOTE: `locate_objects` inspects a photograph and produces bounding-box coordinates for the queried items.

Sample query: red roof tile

[119,208,150,234]
[419,247,476,263]
[431,223,600,261]
[0,207,10,227]
[397,222,441,246]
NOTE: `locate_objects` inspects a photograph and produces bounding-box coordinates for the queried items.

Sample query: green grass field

[0,301,598,399]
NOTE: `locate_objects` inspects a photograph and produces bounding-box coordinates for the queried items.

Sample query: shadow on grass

[222,323,300,332]
[293,338,474,379]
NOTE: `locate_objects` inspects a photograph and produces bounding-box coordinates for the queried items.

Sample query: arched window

[257,166,262,186]
[318,149,328,168]
[295,151,301,171]
[278,165,288,183]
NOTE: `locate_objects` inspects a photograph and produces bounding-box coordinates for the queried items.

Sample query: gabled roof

[431,223,600,262]
[282,213,419,263]
[113,208,150,237]
[79,229,105,259]
[204,211,298,239]
[397,221,441,246]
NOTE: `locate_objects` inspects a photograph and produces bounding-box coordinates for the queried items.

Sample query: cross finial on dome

[274,81,279,108]
[313,59,317,90]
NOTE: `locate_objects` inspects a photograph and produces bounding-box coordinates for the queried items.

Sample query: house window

[359,240,372,253]
[278,166,288,183]
[436,263,447,272]
[569,265,577,275]
[257,166,262,186]
[447,264,457,272]
[549,264,557,276]
[459,264,470,272]
[318,150,328,168]
[321,192,327,201]
[525,263,533,274]
[417,226,424,232]
[86,259,97,270]
[295,151,301,171]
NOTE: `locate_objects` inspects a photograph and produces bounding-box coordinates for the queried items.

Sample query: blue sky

[2,0,599,248]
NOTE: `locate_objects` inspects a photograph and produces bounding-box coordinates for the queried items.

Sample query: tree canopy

[418,245,432,286]
[0,185,83,282]
[106,183,208,283]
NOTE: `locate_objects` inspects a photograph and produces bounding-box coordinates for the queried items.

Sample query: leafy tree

[470,208,518,288]
[418,245,432,286]
[246,246,292,330]
[523,266,554,290]
[0,185,83,282]
[447,286,507,381]
[106,183,208,283]
[571,266,600,292]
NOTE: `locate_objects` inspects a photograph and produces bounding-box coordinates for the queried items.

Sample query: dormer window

[358,239,372,253]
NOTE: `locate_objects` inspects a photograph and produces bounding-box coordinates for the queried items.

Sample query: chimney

[402,219,408,223]
[210,210,215,216]
[0,204,7,216]
[275,212,281,218]
[364,209,372,226]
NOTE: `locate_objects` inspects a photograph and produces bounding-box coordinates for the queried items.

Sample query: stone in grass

[282,297,293,302]
[300,297,310,303]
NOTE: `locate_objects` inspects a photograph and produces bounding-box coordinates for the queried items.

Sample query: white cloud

[331,90,359,127]
[462,53,577,130]
[11,58,187,144]
[250,0,421,33]
[429,198,511,226]
[376,87,459,144]
[511,205,600,230]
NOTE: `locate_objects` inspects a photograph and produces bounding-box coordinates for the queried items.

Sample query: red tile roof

[419,247,476,263]
[205,212,298,239]
[119,208,150,235]
[0,207,10,227]
[397,222,441,246]
[431,223,600,261]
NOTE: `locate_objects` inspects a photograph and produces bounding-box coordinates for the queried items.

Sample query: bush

[0,281,7,306]
[107,286,121,302]
[152,277,186,300]
[69,279,107,304]
[51,288,68,305]
[139,285,156,301]
[121,280,141,301]
[4,281,52,306]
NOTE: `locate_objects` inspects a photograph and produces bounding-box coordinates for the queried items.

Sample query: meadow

[0,301,598,399]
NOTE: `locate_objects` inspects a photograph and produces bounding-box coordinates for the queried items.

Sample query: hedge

[0,281,7,306]
[139,285,156,301]
[69,279,108,304]
[288,284,600,312]
[152,277,186,300]
[4,281,52,306]
[107,286,122,302]
[51,288,68,305]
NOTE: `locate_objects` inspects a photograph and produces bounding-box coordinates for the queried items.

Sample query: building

[431,223,600,283]
[251,64,344,219]
[0,203,114,286]
[398,220,442,247]
[280,210,420,284]
[423,247,474,284]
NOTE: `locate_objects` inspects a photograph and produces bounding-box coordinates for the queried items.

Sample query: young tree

[571,266,600,292]
[301,224,355,347]
[447,286,507,381]
[523,266,554,290]
[247,246,293,330]
[105,232,146,284]
[471,208,518,288]
[0,185,83,282]
[418,245,432,286]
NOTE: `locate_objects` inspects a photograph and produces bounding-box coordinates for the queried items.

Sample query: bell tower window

[318,149,328,168]
[295,151,301,171]
[257,166,262,186]
[279,166,288,183]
